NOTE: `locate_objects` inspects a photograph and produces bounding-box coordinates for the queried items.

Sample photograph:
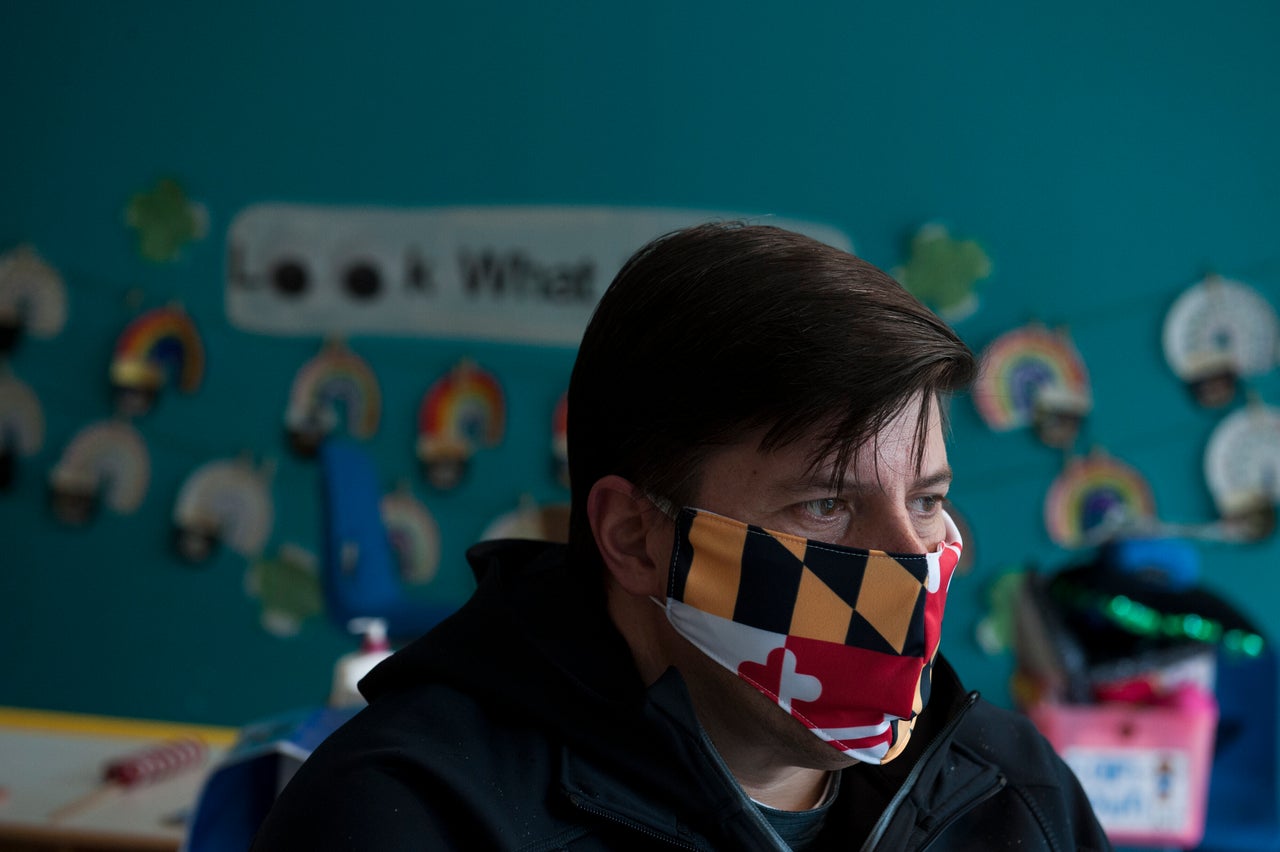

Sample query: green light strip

[1052,584,1265,658]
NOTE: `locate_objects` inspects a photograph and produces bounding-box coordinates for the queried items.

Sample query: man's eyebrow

[912,467,954,491]
[784,465,954,495]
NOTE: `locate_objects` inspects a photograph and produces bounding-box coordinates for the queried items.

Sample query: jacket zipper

[582,691,987,850]
[693,725,795,852]
[566,793,700,850]
[859,691,986,852]
[562,717,788,850]
[916,772,1006,851]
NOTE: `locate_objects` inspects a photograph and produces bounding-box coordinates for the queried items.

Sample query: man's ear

[587,475,667,598]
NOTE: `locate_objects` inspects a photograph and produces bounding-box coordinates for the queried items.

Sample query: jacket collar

[377,540,1004,849]
[557,645,1004,850]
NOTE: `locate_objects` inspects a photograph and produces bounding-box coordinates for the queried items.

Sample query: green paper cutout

[246,545,323,637]
[974,569,1025,655]
[126,177,206,263]
[894,224,991,323]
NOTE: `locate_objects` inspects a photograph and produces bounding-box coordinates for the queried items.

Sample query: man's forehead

[766,418,948,490]
[783,458,953,494]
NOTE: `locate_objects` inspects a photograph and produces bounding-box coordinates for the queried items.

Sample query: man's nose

[858,510,927,554]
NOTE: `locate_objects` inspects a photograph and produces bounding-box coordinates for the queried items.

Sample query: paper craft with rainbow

[0,244,67,353]
[551,391,569,488]
[1044,451,1156,548]
[48,419,151,525]
[110,306,205,416]
[285,342,382,456]
[380,487,441,584]
[172,457,275,563]
[974,324,1092,447]
[416,359,505,489]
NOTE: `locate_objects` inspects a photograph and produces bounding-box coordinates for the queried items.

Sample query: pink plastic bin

[1028,692,1218,849]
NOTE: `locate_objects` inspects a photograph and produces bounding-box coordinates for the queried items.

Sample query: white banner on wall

[225,205,853,346]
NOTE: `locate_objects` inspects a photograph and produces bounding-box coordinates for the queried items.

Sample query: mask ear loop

[643,491,677,519]
[641,492,678,609]
[925,509,963,593]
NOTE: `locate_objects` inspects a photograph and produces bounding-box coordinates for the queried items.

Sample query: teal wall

[2,2,1279,727]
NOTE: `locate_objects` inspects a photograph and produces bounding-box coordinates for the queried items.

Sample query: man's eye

[913,495,946,514]
[802,498,843,518]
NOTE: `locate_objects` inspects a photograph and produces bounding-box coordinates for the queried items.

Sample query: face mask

[658,507,962,764]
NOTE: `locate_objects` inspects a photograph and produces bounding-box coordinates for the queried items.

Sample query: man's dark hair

[566,222,976,571]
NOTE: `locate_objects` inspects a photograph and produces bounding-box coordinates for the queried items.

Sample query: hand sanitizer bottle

[329,618,392,707]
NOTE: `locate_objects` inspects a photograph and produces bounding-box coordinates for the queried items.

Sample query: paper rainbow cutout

[49,419,151,514]
[173,457,275,557]
[0,374,45,457]
[380,488,441,584]
[111,306,206,393]
[417,359,506,455]
[1044,452,1156,548]
[974,325,1091,431]
[286,343,382,439]
[0,245,67,338]
[552,391,569,487]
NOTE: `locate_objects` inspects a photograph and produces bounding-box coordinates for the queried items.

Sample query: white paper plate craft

[0,371,44,490]
[1163,276,1279,408]
[48,419,150,526]
[172,456,276,563]
[1204,400,1280,540]
[480,495,570,544]
[0,245,66,355]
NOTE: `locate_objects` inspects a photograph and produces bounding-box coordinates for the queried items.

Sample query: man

[254,223,1110,850]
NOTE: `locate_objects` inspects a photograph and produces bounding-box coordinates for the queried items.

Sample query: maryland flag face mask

[661,507,962,764]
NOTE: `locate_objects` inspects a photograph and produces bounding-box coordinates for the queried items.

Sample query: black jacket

[254,540,1111,851]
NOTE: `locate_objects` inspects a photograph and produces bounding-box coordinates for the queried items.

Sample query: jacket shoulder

[945,698,1113,851]
[252,685,566,850]
[953,698,1066,785]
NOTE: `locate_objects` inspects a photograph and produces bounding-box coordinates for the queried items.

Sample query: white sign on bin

[225,205,854,346]
[1064,747,1191,835]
